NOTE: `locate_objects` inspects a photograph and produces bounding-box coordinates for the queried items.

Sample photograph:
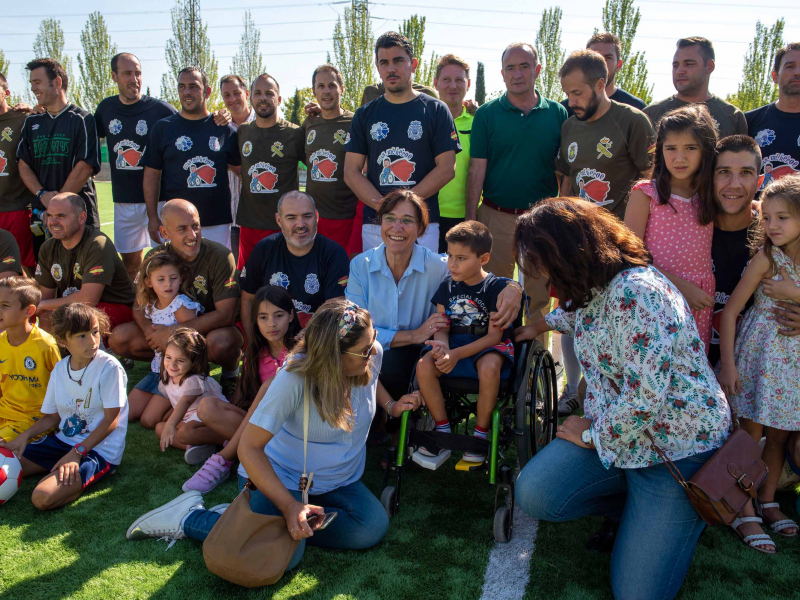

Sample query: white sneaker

[462,452,486,464]
[126,491,204,546]
[184,444,216,466]
[557,390,582,416]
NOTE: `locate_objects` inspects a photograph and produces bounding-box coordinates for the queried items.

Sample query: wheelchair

[379,310,559,543]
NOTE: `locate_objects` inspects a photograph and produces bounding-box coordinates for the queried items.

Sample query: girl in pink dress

[625,105,718,353]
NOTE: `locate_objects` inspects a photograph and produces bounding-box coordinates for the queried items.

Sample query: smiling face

[29,67,61,108]
[376,46,417,94]
[0,287,32,331]
[276,194,318,251]
[434,64,469,110]
[341,325,377,378]
[251,76,280,119]
[672,45,713,96]
[163,342,191,380]
[313,69,343,111]
[661,130,703,183]
[221,80,249,115]
[160,203,202,261]
[380,200,422,255]
[64,318,102,363]
[714,150,759,216]
[146,264,182,304]
[257,299,294,344]
[501,47,540,97]
[762,197,800,249]
[46,197,85,241]
[112,55,143,103]
[178,70,209,114]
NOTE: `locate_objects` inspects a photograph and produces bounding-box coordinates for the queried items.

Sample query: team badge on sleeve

[450,129,458,142]
[306,130,317,145]
[184,157,217,187]
[136,120,148,136]
[88,266,104,276]
[567,142,578,163]
[370,122,389,141]
[209,136,221,151]
[224,277,237,289]
[242,141,252,157]
[176,136,193,151]
[2,255,14,265]
[248,163,279,193]
[338,276,348,287]
[109,119,122,135]
[35,263,41,276]
[408,120,423,141]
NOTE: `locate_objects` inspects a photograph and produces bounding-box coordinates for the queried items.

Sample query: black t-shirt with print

[745,102,800,194]
[240,232,349,327]
[141,113,240,227]
[431,272,512,342]
[95,95,177,204]
[345,93,460,224]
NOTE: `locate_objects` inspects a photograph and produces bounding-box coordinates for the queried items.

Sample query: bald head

[275,191,318,253]
[159,199,202,260]
[160,199,199,225]
[46,193,86,241]
[50,192,87,216]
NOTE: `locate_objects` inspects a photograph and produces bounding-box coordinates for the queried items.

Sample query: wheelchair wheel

[493,506,511,543]
[381,486,398,518]
[515,343,558,469]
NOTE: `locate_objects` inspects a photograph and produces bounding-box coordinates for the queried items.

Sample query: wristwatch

[581,428,592,447]
[74,443,88,458]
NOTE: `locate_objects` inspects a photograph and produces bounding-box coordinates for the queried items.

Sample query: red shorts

[317,217,355,251]
[234,320,247,347]
[348,203,364,256]
[237,227,279,270]
[97,302,134,331]
[0,209,34,267]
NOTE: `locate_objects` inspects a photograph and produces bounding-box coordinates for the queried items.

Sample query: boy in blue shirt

[416,221,514,464]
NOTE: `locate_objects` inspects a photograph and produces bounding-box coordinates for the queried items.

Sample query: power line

[2,38,336,53]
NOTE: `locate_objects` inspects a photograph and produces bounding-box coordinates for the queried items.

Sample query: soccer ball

[0,447,22,505]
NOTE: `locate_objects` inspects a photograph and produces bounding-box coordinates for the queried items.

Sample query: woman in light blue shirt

[346,189,522,401]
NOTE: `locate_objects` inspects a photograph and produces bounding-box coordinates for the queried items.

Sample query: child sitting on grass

[0,303,128,510]
[0,277,61,443]
[416,221,515,464]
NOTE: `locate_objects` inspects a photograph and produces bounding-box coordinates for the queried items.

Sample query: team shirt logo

[136,120,148,136]
[371,122,389,141]
[305,273,320,294]
[32,124,39,131]
[338,275,348,287]
[108,119,123,135]
[333,129,347,145]
[567,142,578,163]
[270,272,290,288]
[344,132,351,145]
[271,141,284,157]
[248,162,279,193]
[1,127,12,142]
[176,136,193,151]
[24,357,36,371]
[309,149,338,182]
[759,153,799,191]
[242,141,252,157]
[377,147,416,186]
[209,136,221,152]
[754,129,776,147]
[51,264,63,282]
[224,277,237,289]
[35,263,41,276]
[306,130,316,145]
[89,266,104,276]
[2,256,14,265]
[193,276,208,295]
[596,137,613,159]
[184,157,217,187]
[408,120,423,141]
[73,263,82,280]
[0,150,7,176]
[576,168,611,206]
[113,140,144,170]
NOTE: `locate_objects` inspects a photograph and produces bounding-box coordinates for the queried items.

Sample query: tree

[0,49,23,106]
[601,0,653,104]
[535,7,566,101]
[76,12,117,113]
[283,87,314,125]
[230,10,264,87]
[30,18,76,105]
[160,0,221,110]
[727,19,785,112]
[331,0,376,111]
[399,15,438,87]
[475,62,486,105]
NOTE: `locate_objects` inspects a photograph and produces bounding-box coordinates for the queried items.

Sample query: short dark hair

[376,189,430,237]
[110,52,139,73]
[375,32,414,60]
[177,66,209,90]
[501,42,538,66]
[0,72,7,93]
[558,50,608,87]
[220,74,247,90]
[0,276,42,309]
[676,37,715,62]
[715,135,762,173]
[311,64,343,88]
[161,327,210,386]
[774,42,800,72]
[26,58,69,92]
[52,303,110,342]
[51,192,87,216]
[435,54,470,80]
[251,72,279,95]
[445,220,492,256]
[586,32,622,61]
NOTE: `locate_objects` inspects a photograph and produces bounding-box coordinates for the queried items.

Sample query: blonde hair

[136,250,191,310]
[286,298,373,431]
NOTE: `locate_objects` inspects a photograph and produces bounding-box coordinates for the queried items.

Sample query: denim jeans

[183,475,389,571]
[515,438,715,600]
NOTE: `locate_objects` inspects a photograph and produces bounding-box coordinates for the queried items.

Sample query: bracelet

[36,188,46,201]
[384,399,396,414]
[506,281,523,296]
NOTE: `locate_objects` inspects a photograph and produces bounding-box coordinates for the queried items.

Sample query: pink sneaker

[182,453,232,493]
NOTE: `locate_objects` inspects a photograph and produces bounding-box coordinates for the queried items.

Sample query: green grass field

[1,184,798,600]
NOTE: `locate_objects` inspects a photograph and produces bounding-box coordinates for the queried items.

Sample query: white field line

[101,221,114,226]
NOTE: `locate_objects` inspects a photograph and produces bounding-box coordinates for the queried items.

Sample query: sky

[2,0,799,106]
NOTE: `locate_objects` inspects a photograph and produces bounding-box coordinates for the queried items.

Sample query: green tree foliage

[601,0,653,104]
[727,19,785,112]
[76,12,117,113]
[475,62,486,105]
[536,7,566,101]
[332,0,376,111]
[29,18,76,105]
[399,15,438,87]
[230,10,264,88]
[0,50,23,106]
[160,0,221,110]
[283,87,315,125]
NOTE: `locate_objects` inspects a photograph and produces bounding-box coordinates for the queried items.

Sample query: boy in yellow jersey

[0,277,60,441]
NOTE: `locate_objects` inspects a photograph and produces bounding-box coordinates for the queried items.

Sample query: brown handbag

[645,428,768,526]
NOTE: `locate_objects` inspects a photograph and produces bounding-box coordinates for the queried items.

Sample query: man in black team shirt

[561,32,647,118]
[142,67,240,250]
[746,42,800,194]
[16,58,100,260]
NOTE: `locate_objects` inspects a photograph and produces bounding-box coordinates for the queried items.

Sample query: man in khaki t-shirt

[0,227,23,279]
[557,50,655,218]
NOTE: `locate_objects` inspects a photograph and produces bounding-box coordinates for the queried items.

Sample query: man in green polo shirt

[467,42,567,316]
[434,54,473,252]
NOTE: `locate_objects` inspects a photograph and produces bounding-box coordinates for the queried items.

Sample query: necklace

[67,354,95,386]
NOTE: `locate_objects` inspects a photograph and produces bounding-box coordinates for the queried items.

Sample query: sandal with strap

[756,501,798,538]
[731,516,777,554]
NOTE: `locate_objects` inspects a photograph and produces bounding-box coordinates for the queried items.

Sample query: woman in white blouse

[513,198,732,600]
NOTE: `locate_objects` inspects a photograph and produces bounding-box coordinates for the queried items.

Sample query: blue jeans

[183,475,389,570]
[515,438,715,600]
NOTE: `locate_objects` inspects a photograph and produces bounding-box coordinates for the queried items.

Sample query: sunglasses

[342,330,377,360]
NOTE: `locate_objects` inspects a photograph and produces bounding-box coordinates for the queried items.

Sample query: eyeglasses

[342,331,378,360]
[381,214,418,227]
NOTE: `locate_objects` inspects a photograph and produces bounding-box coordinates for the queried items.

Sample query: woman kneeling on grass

[126,298,423,570]
[513,199,732,600]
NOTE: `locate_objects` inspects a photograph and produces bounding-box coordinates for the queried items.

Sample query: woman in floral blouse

[513,198,731,600]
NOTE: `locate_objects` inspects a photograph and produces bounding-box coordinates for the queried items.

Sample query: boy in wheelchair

[416,221,515,465]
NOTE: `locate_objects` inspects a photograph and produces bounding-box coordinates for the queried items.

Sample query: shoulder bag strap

[301,381,314,504]
[644,430,689,490]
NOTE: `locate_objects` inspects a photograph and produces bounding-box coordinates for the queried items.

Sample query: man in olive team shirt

[644,37,747,138]
[301,65,358,252]
[34,193,135,330]
[0,227,23,281]
[236,73,304,268]
[557,50,655,219]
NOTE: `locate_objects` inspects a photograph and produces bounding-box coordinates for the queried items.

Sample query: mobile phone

[306,511,338,530]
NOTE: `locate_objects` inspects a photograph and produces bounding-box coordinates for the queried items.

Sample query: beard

[575,91,601,121]
[255,102,276,118]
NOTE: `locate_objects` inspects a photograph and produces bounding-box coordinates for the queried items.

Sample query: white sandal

[756,501,798,538]
[730,516,777,554]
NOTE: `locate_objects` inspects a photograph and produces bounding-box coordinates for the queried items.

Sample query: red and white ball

[0,447,22,505]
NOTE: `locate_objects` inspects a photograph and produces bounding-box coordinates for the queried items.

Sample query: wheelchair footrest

[412,449,452,470]
[455,457,486,472]
[409,430,490,454]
